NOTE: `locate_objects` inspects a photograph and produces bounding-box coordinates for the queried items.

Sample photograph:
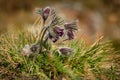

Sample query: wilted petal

[21,45,32,56]
[64,21,78,30]
[58,47,73,56]
[53,26,64,37]
[67,30,74,40]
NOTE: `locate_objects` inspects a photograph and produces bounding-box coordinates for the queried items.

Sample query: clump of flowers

[21,6,78,56]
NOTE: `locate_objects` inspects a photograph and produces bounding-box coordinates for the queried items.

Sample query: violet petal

[53,26,64,37]
[43,7,51,21]
[67,30,74,40]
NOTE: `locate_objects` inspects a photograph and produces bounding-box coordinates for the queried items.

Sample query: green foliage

[0,30,120,80]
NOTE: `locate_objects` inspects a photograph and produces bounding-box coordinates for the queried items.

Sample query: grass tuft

[0,30,120,80]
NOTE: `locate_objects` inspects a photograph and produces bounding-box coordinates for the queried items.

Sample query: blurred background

[0,0,120,47]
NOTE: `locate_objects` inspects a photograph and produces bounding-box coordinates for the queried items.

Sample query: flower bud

[58,47,73,56]
[43,7,51,21]
[30,43,39,53]
[21,45,32,56]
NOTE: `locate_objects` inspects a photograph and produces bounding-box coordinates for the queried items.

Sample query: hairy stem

[39,27,48,53]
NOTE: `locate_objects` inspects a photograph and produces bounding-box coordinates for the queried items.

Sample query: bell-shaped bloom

[64,20,78,40]
[67,30,74,40]
[43,7,51,21]
[53,26,64,37]
[58,47,73,56]
[35,7,51,21]
[48,33,59,43]
[64,21,78,30]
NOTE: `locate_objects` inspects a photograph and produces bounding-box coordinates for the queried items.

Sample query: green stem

[36,27,45,44]
[39,27,48,53]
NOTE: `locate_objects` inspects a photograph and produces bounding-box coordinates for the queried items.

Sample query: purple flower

[35,7,51,21]
[48,33,59,43]
[58,47,73,56]
[67,30,74,40]
[43,7,51,21]
[48,26,64,43]
[64,20,78,40]
[53,26,64,37]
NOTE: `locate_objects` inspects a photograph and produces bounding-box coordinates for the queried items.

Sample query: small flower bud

[58,47,73,56]
[21,43,40,57]
[35,7,51,22]
[30,43,40,53]
[43,7,51,21]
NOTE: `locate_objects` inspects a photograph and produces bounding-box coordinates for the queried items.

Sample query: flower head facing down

[64,20,78,40]
[53,26,64,37]
[48,33,59,43]
[67,30,74,40]
[48,26,64,43]
[58,47,73,56]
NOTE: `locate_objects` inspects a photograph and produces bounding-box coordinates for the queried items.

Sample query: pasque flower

[64,21,78,40]
[21,6,79,56]
[58,47,73,56]
[48,32,59,43]
[43,7,51,21]
[67,30,74,40]
[35,6,51,22]
[48,26,64,43]
[53,26,64,37]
